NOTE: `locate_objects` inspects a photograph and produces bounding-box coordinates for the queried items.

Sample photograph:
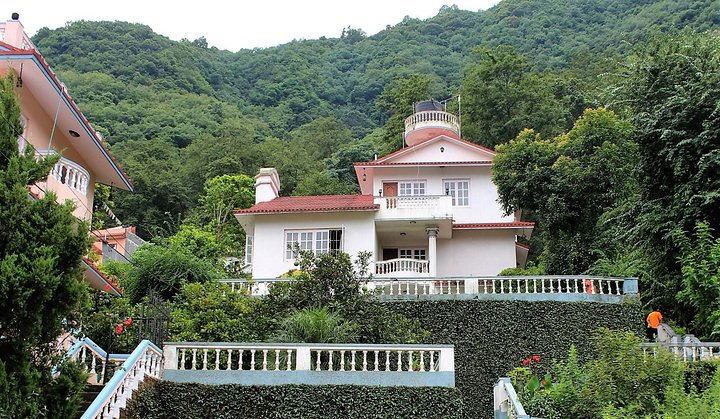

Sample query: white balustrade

[50,157,90,195]
[36,150,90,196]
[375,258,430,275]
[404,110,460,136]
[81,340,163,419]
[163,343,454,374]
[220,276,634,300]
[383,196,441,209]
[641,342,719,362]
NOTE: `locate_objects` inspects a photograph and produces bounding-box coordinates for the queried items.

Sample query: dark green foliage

[675,222,720,339]
[271,307,359,343]
[169,281,266,342]
[124,383,465,419]
[684,360,719,394]
[493,108,637,274]
[0,74,89,417]
[388,300,644,418]
[614,31,720,320]
[263,251,428,344]
[120,243,219,303]
[459,45,572,147]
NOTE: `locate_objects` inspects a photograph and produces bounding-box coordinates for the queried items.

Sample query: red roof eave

[354,160,493,167]
[0,44,134,191]
[82,257,123,296]
[234,195,379,215]
[453,222,535,229]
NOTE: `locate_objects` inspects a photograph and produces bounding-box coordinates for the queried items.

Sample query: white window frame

[285,228,343,260]
[399,248,427,260]
[245,235,254,265]
[443,179,470,207]
[398,180,426,196]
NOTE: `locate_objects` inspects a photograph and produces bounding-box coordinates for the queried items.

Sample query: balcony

[33,150,93,220]
[404,110,460,143]
[375,195,452,222]
[375,258,430,278]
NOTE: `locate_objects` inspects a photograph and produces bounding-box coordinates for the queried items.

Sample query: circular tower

[403,99,460,146]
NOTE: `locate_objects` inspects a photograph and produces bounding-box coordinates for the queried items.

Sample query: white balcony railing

[36,150,90,196]
[404,110,460,138]
[219,276,638,302]
[164,342,454,373]
[375,195,453,220]
[375,258,430,276]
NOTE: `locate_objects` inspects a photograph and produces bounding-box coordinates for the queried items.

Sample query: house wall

[5,70,95,220]
[436,230,517,276]
[251,211,376,278]
[371,166,512,224]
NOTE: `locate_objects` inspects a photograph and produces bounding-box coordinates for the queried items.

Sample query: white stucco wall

[389,137,493,163]
[436,230,517,277]
[250,211,376,278]
[371,166,512,224]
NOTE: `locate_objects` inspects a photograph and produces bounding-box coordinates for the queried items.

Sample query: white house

[234,100,533,279]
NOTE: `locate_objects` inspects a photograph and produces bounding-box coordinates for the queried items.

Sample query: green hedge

[125,383,465,419]
[387,300,644,419]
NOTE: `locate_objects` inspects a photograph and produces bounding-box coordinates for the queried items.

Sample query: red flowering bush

[509,354,553,404]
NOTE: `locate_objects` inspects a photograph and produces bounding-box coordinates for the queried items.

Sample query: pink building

[1,14,133,295]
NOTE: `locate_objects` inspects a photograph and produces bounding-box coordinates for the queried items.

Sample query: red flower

[105,284,112,291]
[533,355,540,362]
[123,317,133,326]
[115,324,124,334]
[521,358,531,366]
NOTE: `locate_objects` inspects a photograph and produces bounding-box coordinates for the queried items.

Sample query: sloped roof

[234,195,379,215]
[0,42,133,190]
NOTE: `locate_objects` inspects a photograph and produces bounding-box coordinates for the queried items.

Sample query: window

[399,248,427,260]
[245,236,253,265]
[285,229,343,259]
[444,179,470,206]
[399,181,426,196]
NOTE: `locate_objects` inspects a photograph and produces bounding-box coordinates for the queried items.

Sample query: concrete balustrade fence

[163,343,455,387]
[641,342,720,362]
[219,276,638,304]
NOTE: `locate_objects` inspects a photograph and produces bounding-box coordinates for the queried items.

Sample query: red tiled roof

[453,222,535,229]
[0,45,133,190]
[355,160,493,167]
[234,195,379,214]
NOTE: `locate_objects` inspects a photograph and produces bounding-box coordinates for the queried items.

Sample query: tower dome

[403,99,460,146]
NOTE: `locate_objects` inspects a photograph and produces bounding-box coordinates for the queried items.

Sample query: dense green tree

[0,75,89,417]
[493,108,637,274]
[169,281,265,342]
[292,172,357,196]
[674,222,720,339]
[185,174,255,256]
[120,243,219,303]
[376,74,441,151]
[613,32,720,318]
[459,45,571,148]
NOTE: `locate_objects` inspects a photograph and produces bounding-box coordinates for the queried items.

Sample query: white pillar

[426,228,438,278]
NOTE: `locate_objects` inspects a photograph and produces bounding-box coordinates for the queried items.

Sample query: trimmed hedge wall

[124,383,465,419]
[387,300,644,419]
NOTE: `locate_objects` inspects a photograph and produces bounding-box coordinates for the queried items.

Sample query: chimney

[255,168,280,204]
[3,13,27,50]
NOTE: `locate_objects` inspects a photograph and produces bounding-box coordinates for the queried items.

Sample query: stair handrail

[80,339,163,419]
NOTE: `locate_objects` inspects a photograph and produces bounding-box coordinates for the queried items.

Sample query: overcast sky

[1,1,500,51]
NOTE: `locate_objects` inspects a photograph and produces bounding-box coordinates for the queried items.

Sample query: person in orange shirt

[646,309,663,341]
